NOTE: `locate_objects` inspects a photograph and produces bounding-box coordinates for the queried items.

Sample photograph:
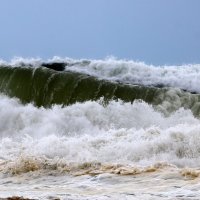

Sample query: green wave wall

[0,66,200,116]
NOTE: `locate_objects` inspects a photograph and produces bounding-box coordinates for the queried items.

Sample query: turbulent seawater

[1,57,200,199]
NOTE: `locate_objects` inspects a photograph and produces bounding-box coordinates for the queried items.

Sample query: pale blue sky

[0,0,199,65]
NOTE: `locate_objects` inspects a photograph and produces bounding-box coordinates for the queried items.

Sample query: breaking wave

[1,58,200,116]
[1,57,200,178]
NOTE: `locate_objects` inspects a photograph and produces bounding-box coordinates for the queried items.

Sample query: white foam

[65,58,200,93]
[0,94,200,170]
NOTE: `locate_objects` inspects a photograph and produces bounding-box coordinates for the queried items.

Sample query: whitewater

[1,57,200,199]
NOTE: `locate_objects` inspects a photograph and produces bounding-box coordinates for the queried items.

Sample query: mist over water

[1,57,200,199]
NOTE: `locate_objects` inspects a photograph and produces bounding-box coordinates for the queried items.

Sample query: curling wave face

[1,57,200,117]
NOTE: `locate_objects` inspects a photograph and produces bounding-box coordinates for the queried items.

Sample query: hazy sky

[0,0,199,65]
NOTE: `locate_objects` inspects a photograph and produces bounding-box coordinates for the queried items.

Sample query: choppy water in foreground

[1,57,200,199]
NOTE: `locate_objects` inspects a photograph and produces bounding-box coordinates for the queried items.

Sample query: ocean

[0,57,200,199]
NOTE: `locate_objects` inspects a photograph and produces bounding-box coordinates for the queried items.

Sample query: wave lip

[1,57,200,93]
[63,58,200,93]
